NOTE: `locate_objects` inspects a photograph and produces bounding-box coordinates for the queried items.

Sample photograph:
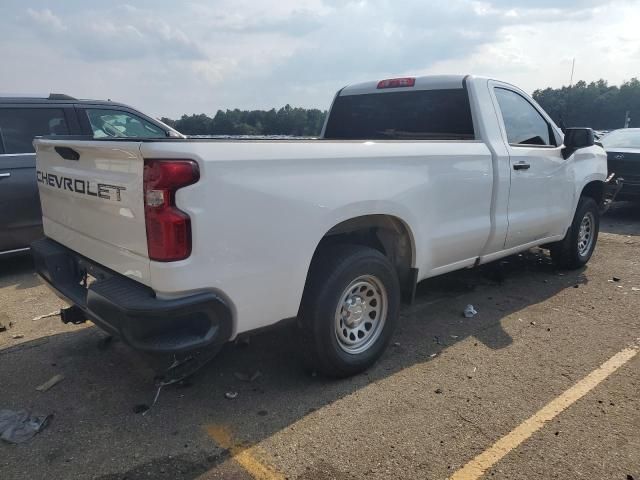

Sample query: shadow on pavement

[0,248,590,480]
[602,201,640,236]
[0,253,40,290]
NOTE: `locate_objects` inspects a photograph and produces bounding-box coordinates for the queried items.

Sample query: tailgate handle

[55,146,80,161]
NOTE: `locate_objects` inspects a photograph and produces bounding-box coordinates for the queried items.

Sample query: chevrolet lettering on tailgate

[36,170,126,202]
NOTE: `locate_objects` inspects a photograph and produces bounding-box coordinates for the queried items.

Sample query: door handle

[513,162,530,171]
[0,172,10,179]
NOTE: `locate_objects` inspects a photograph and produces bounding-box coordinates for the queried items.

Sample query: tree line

[161,105,327,137]
[533,78,640,130]
[161,78,640,136]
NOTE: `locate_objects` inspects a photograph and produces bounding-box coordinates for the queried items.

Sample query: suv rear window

[324,89,475,140]
[0,108,69,154]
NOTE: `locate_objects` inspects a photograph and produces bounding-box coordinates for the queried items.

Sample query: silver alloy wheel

[334,275,387,355]
[578,211,595,256]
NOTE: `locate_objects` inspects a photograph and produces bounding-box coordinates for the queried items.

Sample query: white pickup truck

[32,75,606,377]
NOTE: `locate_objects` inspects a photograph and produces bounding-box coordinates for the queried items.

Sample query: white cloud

[0,0,638,118]
[26,8,66,32]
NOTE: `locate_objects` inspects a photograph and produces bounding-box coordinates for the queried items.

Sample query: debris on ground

[632,287,640,292]
[12,334,24,339]
[32,311,60,321]
[612,277,621,282]
[463,304,478,318]
[393,342,401,347]
[36,374,64,392]
[0,324,6,332]
[224,391,238,400]
[0,409,51,444]
[429,353,438,358]
[234,370,262,382]
[434,388,443,394]
[530,321,537,326]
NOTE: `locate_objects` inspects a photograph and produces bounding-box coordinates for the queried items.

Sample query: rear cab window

[323,89,475,140]
[85,109,166,139]
[0,107,69,154]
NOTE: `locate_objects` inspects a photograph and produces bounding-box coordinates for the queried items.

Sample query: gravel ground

[0,202,638,480]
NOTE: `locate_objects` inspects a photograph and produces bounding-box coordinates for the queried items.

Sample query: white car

[31,75,606,377]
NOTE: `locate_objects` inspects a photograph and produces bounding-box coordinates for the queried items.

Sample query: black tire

[299,244,400,378]
[549,196,600,269]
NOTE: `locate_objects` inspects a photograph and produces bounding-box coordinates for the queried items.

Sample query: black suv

[0,94,182,256]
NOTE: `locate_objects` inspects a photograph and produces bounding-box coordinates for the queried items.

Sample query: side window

[0,108,69,154]
[494,88,554,146]
[86,109,166,139]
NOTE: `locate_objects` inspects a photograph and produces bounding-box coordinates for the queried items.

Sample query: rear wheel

[549,196,600,269]
[299,245,400,377]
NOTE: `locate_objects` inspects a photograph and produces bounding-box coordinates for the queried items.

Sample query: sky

[1,0,639,118]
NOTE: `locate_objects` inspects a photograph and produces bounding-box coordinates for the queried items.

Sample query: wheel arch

[305,214,418,304]
[580,180,605,207]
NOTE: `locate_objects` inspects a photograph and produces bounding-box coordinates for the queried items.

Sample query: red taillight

[377,77,416,89]
[143,159,199,261]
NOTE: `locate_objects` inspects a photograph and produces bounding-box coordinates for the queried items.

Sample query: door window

[86,109,166,139]
[494,88,555,146]
[0,108,69,154]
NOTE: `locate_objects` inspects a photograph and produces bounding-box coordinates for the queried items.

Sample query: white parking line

[450,340,639,480]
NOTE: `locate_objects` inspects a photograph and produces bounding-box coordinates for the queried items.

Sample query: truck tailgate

[34,139,151,284]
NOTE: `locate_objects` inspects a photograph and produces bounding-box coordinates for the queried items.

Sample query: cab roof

[339,75,473,96]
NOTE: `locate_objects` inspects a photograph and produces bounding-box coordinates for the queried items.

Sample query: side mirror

[562,128,595,159]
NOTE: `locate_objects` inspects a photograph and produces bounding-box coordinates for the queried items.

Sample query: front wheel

[549,196,600,269]
[299,245,400,378]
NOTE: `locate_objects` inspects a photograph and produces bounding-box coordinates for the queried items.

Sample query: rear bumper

[31,238,232,354]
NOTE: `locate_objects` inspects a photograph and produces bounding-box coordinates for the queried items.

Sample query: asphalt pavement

[0,202,638,480]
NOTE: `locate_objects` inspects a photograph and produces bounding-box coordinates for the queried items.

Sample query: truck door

[490,85,572,249]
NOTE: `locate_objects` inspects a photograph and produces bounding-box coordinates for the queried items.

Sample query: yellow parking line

[205,425,285,480]
[450,341,639,480]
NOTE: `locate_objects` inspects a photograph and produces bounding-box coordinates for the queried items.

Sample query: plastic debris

[225,391,238,400]
[429,353,438,358]
[32,311,60,321]
[0,409,51,444]
[632,287,640,292]
[36,374,64,392]
[12,334,24,339]
[463,305,478,318]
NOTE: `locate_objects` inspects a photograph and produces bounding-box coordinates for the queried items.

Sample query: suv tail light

[143,159,199,261]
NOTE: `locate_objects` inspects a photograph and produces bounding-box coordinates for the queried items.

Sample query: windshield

[600,129,640,149]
